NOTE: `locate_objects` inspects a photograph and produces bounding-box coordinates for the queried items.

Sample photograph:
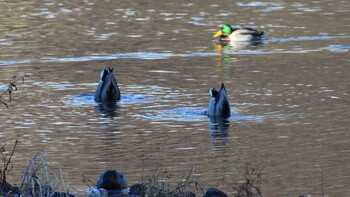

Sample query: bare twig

[0,140,18,194]
[2,140,18,182]
[82,174,96,189]
[233,163,263,197]
[169,166,201,195]
[0,73,32,108]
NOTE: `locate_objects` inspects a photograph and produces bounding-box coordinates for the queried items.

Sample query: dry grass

[233,163,263,197]
[1,141,264,197]
[139,166,200,197]
[19,151,71,197]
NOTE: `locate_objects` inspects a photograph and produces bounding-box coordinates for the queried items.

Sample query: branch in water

[0,73,32,108]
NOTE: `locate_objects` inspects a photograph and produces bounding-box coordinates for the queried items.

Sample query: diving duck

[203,188,228,197]
[96,169,128,191]
[94,67,121,102]
[213,24,264,42]
[207,83,231,118]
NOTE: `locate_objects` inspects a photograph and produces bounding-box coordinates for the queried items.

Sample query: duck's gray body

[207,83,231,118]
[220,27,264,42]
[94,67,120,102]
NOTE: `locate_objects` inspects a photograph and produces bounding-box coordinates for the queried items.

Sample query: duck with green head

[213,24,264,42]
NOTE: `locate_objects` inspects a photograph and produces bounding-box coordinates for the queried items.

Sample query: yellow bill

[213,30,222,38]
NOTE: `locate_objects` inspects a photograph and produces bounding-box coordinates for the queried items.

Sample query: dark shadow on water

[95,102,119,118]
[208,116,230,152]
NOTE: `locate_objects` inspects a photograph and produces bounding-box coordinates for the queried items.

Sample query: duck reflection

[95,102,119,117]
[213,40,263,52]
[206,83,231,151]
[94,66,121,117]
[208,115,230,151]
[209,116,230,138]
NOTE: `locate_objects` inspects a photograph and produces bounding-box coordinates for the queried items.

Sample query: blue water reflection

[64,93,151,106]
[144,107,207,122]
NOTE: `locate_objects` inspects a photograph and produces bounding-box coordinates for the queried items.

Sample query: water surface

[0,0,349,196]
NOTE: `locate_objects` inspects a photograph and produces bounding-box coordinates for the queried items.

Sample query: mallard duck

[94,67,121,102]
[213,24,264,42]
[203,188,228,197]
[96,169,127,191]
[207,83,231,118]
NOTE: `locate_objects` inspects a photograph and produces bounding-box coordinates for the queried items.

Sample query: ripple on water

[33,82,78,90]
[218,36,350,55]
[236,1,285,12]
[236,2,283,7]
[63,93,152,106]
[142,107,271,123]
[263,35,350,43]
[327,45,350,52]
[1,35,349,66]
[63,93,286,123]
[143,107,207,122]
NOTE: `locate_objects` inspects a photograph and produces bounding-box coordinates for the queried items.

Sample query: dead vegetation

[19,151,72,197]
[0,140,19,196]
[233,163,263,197]
[138,164,264,197]
[2,142,265,197]
[140,166,200,197]
[0,141,73,197]
[0,73,31,108]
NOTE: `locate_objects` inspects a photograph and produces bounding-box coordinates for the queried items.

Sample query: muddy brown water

[0,0,349,196]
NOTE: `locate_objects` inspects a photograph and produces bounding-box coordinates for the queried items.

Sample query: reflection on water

[0,0,350,196]
[144,107,207,122]
[213,35,350,55]
[64,93,152,106]
[213,41,264,52]
[95,102,119,118]
[208,116,230,152]
[2,35,349,66]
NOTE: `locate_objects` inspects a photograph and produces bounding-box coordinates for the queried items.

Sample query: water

[0,0,349,196]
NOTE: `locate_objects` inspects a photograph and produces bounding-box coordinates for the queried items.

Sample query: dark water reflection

[0,0,349,196]
[95,102,119,118]
[208,116,230,152]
